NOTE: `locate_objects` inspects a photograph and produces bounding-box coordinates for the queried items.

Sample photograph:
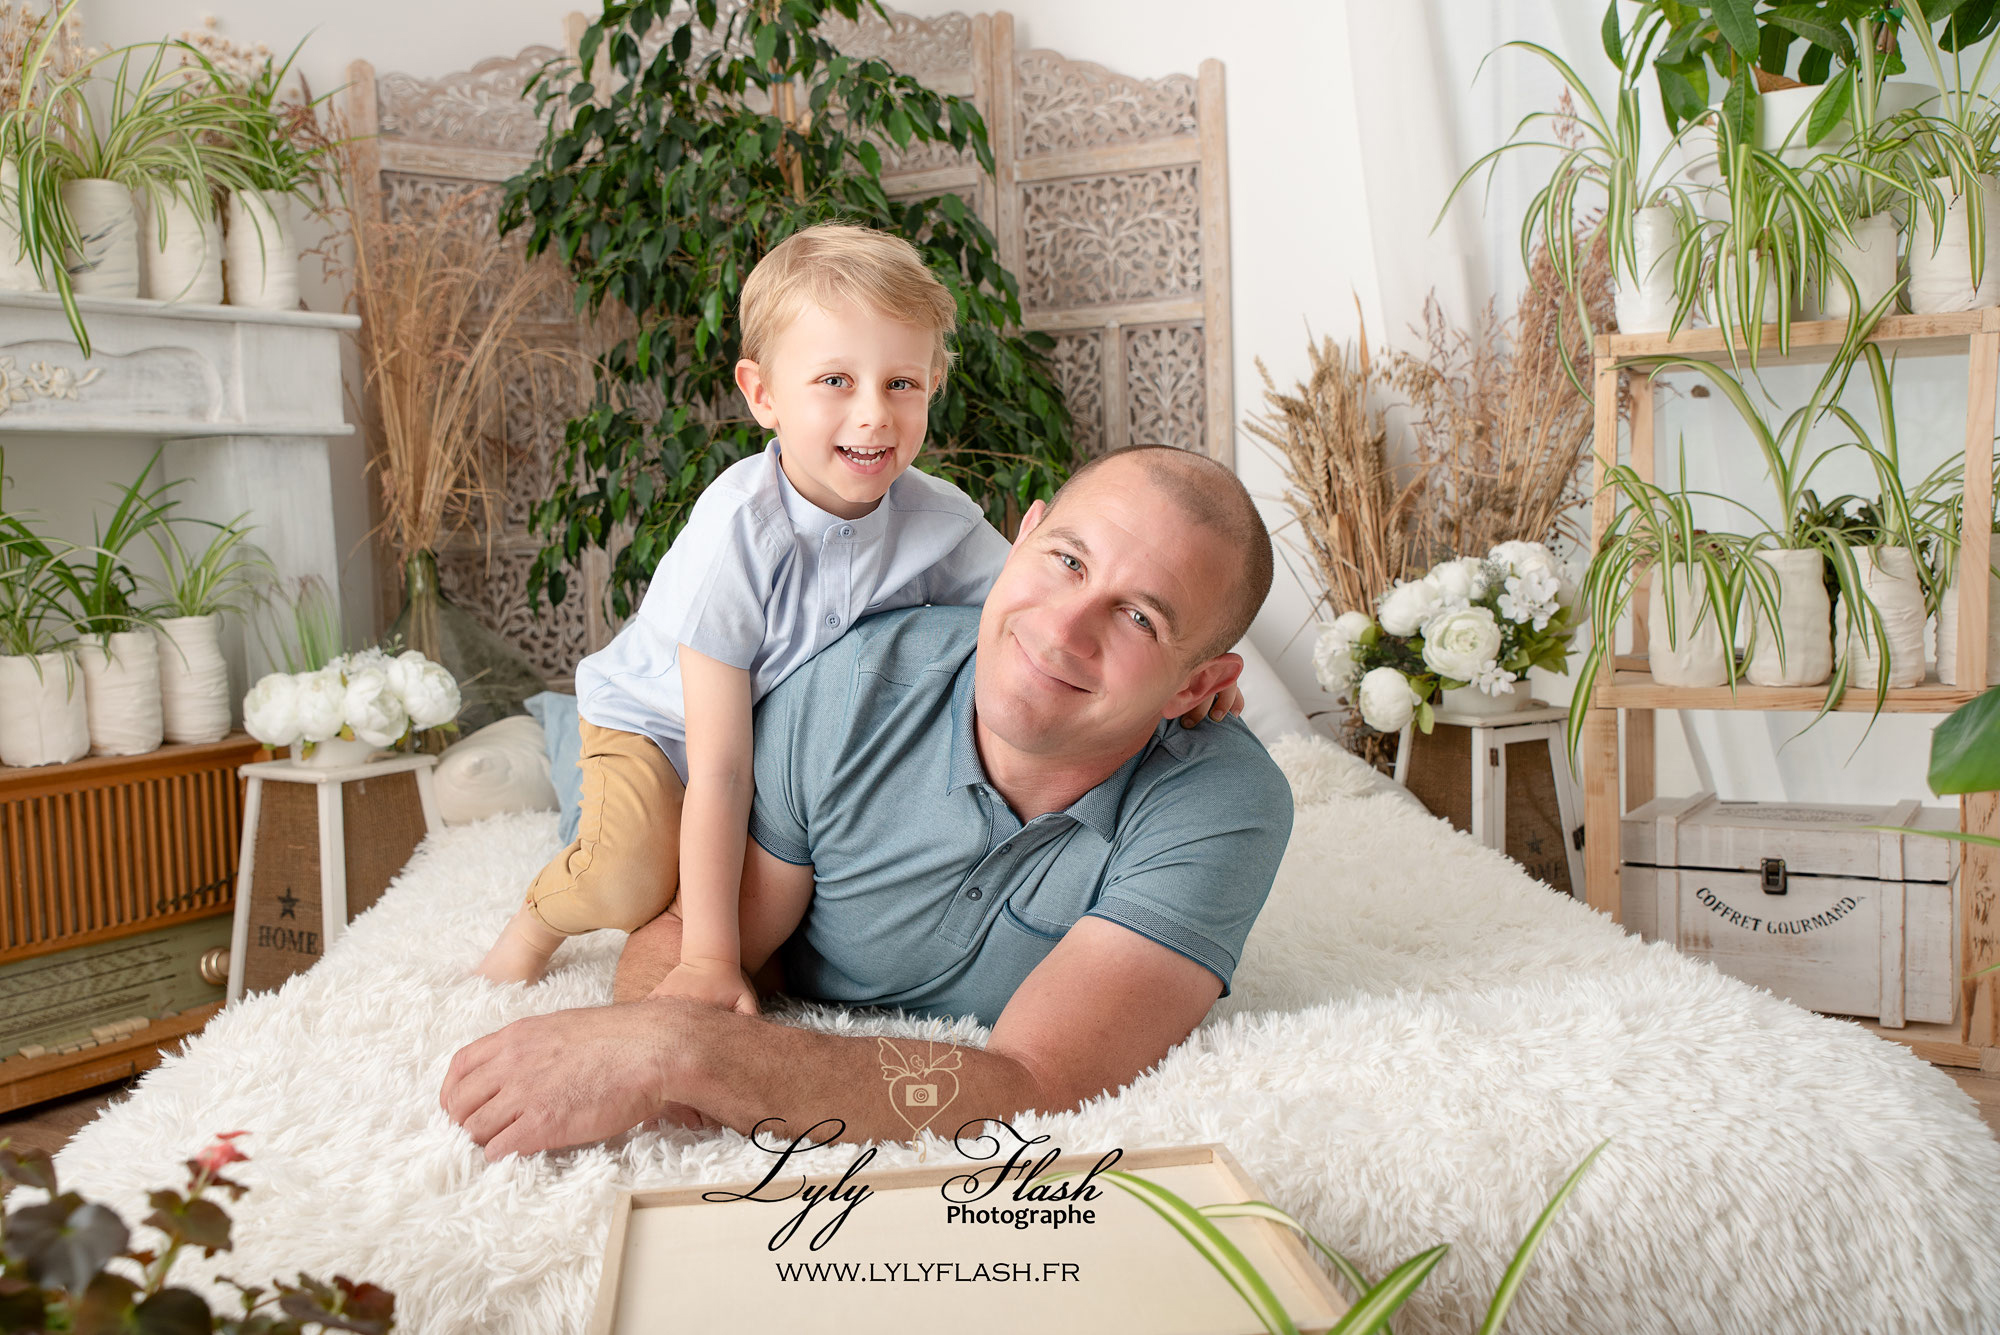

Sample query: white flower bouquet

[243,647,461,755]
[1313,541,1579,733]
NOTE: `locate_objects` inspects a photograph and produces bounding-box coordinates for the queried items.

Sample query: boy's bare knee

[612,907,683,1004]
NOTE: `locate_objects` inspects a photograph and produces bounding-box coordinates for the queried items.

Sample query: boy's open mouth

[837,445,892,469]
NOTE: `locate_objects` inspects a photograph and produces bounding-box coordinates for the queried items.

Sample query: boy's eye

[889,377,919,391]
[819,374,851,389]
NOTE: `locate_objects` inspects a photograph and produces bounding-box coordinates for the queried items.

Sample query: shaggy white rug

[53,736,2000,1334]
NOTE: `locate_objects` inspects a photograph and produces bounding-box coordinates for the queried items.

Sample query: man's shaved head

[1042,446,1273,662]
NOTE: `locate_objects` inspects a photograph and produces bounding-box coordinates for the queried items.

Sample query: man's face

[975,463,1237,761]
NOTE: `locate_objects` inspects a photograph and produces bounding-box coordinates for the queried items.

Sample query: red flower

[195,1131,250,1175]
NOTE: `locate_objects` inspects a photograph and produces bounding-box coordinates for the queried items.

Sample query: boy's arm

[656,645,759,1014]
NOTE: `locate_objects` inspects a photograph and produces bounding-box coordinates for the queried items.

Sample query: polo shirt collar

[770,437,897,539]
[945,653,1158,843]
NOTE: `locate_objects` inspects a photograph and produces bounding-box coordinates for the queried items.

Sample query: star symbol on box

[1525,835,1544,854]
[277,889,299,919]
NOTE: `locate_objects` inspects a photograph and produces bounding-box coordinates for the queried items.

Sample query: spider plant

[146,510,269,619]
[1911,453,1999,597]
[1893,0,2000,288]
[251,574,344,674]
[0,0,88,346]
[1083,1140,1608,1335]
[180,36,338,205]
[1566,457,1764,762]
[1438,10,1695,380]
[70,447,178,643]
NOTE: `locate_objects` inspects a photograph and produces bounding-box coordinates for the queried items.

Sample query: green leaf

[1929,686,2000,795]
[1601,0,1623,67]
[1711,0,1761,58]
[1329,1246,1449,1335]
[1098,1172,1299,1335]
[1478,1139,1609,1334]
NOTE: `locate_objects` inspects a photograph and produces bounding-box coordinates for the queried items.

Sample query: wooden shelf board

[0,733,265,792]
[1593,309,2000,367]
[1854,1017,2000,1073]
[0,1003,221,1114]
[1602,670,1978,714]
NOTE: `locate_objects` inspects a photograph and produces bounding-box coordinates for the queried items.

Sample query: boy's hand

[1179,683,1245,729]
[648,956,761,1016]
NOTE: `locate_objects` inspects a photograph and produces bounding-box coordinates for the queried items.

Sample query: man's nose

[1038,586,1099,661]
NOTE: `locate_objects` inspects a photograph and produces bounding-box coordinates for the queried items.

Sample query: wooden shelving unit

[1584,308,2000,1063]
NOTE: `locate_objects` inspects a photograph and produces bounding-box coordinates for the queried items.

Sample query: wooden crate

[1622,794,1959,1027]
[0,735,263,1110]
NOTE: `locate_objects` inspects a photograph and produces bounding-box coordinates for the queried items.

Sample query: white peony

[391,650,461,730]
[1378,578,1444,637]
[1312,625,1360,698]
[292,666,348,743]
[1357,666,1419,732]
[343,646,394,675]
[1426,556,1491,609]
[1490,541,1562,586]
[1422,606,1504,681]
[343,664,409,748]
[242,672,302,747]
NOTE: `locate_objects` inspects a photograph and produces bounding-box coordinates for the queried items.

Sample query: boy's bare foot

[474,905,568,984]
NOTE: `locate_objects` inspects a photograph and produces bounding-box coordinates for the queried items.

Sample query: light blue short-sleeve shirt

[748,605,1295,1027]
[575,440,1010,777]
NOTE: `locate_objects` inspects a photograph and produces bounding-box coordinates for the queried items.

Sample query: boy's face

[734,299,938,520]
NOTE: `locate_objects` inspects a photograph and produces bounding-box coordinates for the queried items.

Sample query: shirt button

[966,887,983,901]
[825,612,840,628]
[839,524,854,538]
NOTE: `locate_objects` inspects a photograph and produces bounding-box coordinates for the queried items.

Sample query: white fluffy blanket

[56,737,2000,1333]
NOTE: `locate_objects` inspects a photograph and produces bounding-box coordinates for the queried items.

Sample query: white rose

[242,672,302,747]
[292,666,349,743]
[343,665,410,748]
[1422,606,1504,682]
[1312,625,1359,698]
[1331,610,1374,644]
[1491,541,1561,584]
[395,652,461,730]
[1426,556,1491,609]
[1357,666,1419,732]
[1378,578,1444,636]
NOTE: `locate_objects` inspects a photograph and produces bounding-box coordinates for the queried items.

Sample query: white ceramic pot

[1844,546,1928,689]
[1745,548,1833,687]
[1762,81,1937,165]
[0,651,89,767]
[76,629,164,755]
[1613,206,1679,334]
[1936,557,2000,687]
[1815,214,1900,321]
[298,736,379,769]
[156,613,232,743]
[59,178,140,298]
[1703,247,1785,333]
[139,188,223,304]
[225,189,297,310]
[1439,682,1535,717]
[1907,174,2000,313]
[0,160,41,292]
[1647,566,1731,688]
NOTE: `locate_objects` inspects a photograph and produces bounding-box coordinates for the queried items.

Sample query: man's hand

[1178,682,1245,728]
[441,1000,689,1160]
[649,955,761,1015]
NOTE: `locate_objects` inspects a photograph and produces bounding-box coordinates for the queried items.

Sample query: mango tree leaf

[1929,686,2000,795]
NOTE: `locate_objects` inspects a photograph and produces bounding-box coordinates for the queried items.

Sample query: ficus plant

[499,0,1078,620]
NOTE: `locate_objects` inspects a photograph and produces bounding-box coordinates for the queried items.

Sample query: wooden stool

[1394,703,1585,898]
[226,753,441,1002]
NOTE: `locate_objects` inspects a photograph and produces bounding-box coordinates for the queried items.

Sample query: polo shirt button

[840,524,854,538]
[966,886,982,900]
[826,612,841,628]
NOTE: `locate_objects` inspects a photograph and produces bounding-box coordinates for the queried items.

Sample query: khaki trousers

[525,720,685,935]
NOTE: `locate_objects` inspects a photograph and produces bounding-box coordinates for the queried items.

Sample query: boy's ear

[735,359,780,430]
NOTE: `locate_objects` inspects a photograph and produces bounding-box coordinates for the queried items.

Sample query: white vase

[139,188,223,305]
[1439,682,1535,717]
[297,736,379,769]
[76,629,164,755]
[1703,247,1785,333]
[1814,214,1900,321]
[1844,546,1928,689]
[0,160,41,292]
[155,613,232,743]
[1936,558,2000,687]
[1647,567,1730,687]
[59,178,140,298]
[225,189,297,310]
[1907,174,2000,313]
[0,651,89,767]
[1745,548,1833,687]
[1612,206,1678,334]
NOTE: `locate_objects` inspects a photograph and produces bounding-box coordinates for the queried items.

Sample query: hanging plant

[499,0,1078,620]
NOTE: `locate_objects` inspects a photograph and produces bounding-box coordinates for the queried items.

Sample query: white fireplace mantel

[0,290,360,674]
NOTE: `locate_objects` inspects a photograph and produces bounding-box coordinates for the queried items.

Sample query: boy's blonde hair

[739,223,958,390]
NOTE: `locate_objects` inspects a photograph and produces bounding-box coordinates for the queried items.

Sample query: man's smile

[1013,631,1088,693]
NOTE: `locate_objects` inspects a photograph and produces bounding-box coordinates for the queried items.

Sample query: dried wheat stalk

[0,1,88,116]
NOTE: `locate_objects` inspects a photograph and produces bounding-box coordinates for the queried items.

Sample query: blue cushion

[524,692,584,844]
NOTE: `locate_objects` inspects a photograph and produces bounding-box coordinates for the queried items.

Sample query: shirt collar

[770,437,895,537]
[945,652,1160,843]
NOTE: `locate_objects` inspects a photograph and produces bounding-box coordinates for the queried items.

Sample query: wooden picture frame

[589,1142,1347,1334]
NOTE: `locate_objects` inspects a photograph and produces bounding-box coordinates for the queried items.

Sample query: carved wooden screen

[345,8,1232,682]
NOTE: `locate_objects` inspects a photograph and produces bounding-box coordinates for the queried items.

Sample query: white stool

[1394,703,1585,898]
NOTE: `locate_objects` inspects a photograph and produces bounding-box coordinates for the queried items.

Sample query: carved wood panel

[346,7,1232,680]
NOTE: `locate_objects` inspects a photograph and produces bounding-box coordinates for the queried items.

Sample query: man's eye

[1127,608,1155,635]
[1057,552,1081,573]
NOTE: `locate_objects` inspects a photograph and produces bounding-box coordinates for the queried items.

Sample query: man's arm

[444,915,1219,1158]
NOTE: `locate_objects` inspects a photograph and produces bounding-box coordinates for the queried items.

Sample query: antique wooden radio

[0,734,263,1112]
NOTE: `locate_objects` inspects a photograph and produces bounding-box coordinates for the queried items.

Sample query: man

[442,446,1294,1157]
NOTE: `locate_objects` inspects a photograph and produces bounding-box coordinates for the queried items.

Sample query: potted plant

[1916,456,2000,686]
[0,0,86,296]
[147,509,268,743]
[0,453,87,767]
[1895,0,2000,311]
[243,646,461,767]
[70,449,177,756]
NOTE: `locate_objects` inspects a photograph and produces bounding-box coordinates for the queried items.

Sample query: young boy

[475,223,1238,1010]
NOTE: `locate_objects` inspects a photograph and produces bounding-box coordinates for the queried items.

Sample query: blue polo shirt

[748,605,1294,1027]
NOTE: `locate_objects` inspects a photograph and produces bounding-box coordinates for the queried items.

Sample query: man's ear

[1162,651,1243,721]
[1011,498,1047,549]
[735,358,780,430]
